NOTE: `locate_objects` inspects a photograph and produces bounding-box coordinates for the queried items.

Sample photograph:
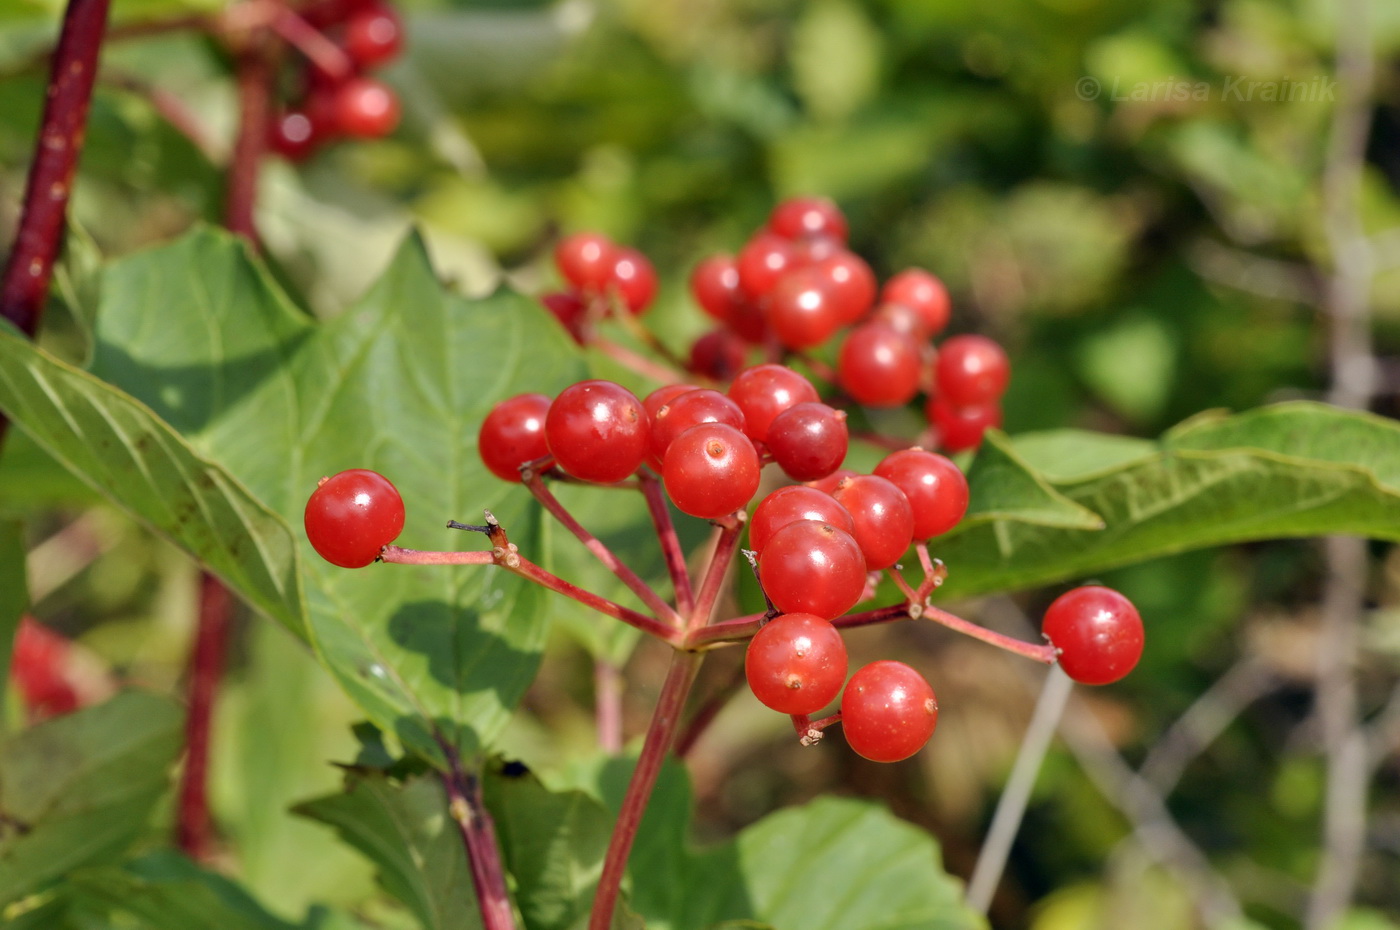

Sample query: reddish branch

[0,0,111,340]
[442,749,520,930]
[175,573,233,860]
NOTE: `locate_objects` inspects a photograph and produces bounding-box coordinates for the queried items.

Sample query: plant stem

[175,572,234,861]
[224,22,272,246]
[965,664,1073,913]
[381,544,683,647]
[639,471,694,615]
[0,0,111,340]
[442,749,520,930]
[595,658,623,753]
[686,517,744,632]
[524,473,683,626]
[589,650,702,930]
[922,604,1057,663]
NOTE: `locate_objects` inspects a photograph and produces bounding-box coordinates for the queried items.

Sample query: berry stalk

[638,471,695,614]
[686,516,745,632]
[0,0,111,341]
[441,748,520,930]
[589,650,703,930]
[175,572,233,861]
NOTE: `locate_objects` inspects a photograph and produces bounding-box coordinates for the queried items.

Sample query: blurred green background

[2,0,1399,927]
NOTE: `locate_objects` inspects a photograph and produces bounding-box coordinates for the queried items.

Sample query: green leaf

[0,690,183,907]
[295,772,482,930]
[0,521,26,722]
[65,850,302,930]
[0,325,305,636]
[43,225,585,766]
[482,763,613,930]
[590,760,984,930]
[961,431,1104,531]
[934,403,1400,598]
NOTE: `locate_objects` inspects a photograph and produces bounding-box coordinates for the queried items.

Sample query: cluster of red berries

[267,0,405,161]
[301,195,1144,766]
[541,197,1010,453]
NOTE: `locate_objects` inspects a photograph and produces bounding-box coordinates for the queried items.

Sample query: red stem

[0,0,111,339]
[442,751,520,930]
[921,603,1058,663]
[589,651,703,930]
[269,6,352,80]
[639,471,694,615]
[224,27,273,246]
[524,473,683,626]
[595,659,623,753]
[686,517,744,632]
[176,573,234,861]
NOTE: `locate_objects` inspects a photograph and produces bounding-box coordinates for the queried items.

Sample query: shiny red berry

[1042,586,1144,685]
[545,380,649,483]
[304,469,405,568]
[841,661,938,763]
[872,449,969,540]
[479,393,552,482]
[745,612,848,715]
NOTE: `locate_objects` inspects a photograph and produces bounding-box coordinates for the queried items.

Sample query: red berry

[541,291,587,344]
[805,467,858,495]
[662,423,761,519]
[1042,586,1144,685]
[643,383,699,421]
[765,402,848,482]
[926,396,1002,452]
[745,612,848,714]
[343,2,404,68]
[934,334,1010,407]
[687,328,749,382]
[268,109,324,161]
[840,661,938,763]
[555,232,618,295]
[690,255,743,325]
[545,380,649,483]
[872,449,968,540]
[881,269,951,339]
[648,388,745,472]
[837,322,922,408]
[749,485,854,554]
[478,393,552,482]
[767,196,849,243]
[832,474,915,570]
[10,617,81,718]
[304,469,405,568]
[765,268,842,350]
[728,364,820,444]
[810,251,876,326]
[758,520,866,619]
[333,77,400,138]
[608,247,657,315]
[737,232,798,300]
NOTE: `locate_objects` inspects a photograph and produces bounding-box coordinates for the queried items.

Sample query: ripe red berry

[749,485,854,554]
[304,469,405,568]
[1042,586,1144,685]
[268,109,324,161]
[608,247,657,315]
[810,251,876,326]
[934,334,1010,407]
[10,617,81,718]
[837,322,922,408]
[662,423,761,519]
[687,328,748,382]
[541,291,587,344]
[728,364,820,444]
[690,254,743,325]
[479,393,552,482]
[832,475,915,571]
[545,380,649,483]
[648,389,745,472]
[765,402,848,482]
[758,520,866,619]
[643,383,698,421]
[764,268,842,350]
[926,396,1002,452]
[343,2,404,68]
[767,196,849,243]
[737,232,799,300]
[555,232,618,295]
[881,269,951,339]
[840,660,938,763]
[745,612,848,715]
[805,467,858,495]
[333,77,400,138]
[872,449,969,540]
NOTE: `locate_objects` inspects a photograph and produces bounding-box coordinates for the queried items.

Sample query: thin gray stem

[965,665,1074,913]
